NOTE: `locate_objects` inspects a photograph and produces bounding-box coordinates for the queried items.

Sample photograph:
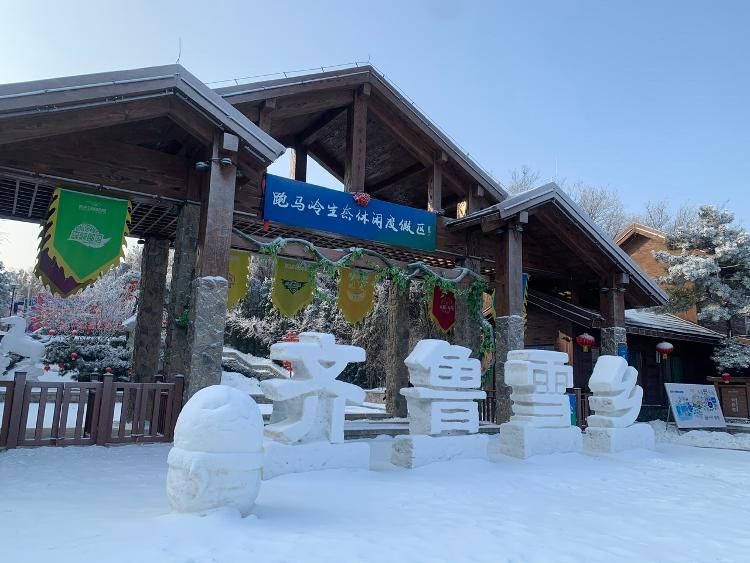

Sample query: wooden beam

[257,98,276,133]
[168,98,216,146]
[456,184,485,219]
[197,133,238,277]
[309,142,345,184]
[600,273,627,327]
[370,163,425,195]
[296,107,347,146]
[494,225,524,317]
[0,136,189,197]
[535,207,610,276]
[344,85,369,192]
[0,97,171,146]
[289,145,308,181]
[428,150,447,213]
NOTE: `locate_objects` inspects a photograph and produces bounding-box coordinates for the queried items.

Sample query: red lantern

[105,367,113,374]
[352,192,371,206]
[721,372,732,383]
[655,341,674,361]
[576,333,596,353]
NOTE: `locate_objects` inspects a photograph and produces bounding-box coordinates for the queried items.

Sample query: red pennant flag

[430,286,456,333]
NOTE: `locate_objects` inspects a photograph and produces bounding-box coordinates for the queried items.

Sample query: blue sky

[1,0,748,268]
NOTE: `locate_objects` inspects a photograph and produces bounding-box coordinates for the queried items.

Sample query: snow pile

[167,385,264,516]
[2,443,750,562]
[650,420,750,451]
[221,371,263,396]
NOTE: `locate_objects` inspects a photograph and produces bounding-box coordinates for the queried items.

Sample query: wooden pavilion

[0,64,667,422]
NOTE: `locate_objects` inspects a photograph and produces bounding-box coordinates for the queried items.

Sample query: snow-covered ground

[1,442,748,563]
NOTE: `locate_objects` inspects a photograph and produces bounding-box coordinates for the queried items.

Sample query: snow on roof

[624,309,723,342]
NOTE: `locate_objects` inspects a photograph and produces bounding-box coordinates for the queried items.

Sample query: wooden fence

[0,372,183,449]
[478,387,592,428]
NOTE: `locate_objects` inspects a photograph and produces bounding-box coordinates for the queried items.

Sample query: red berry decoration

[48,329,57,336]
[105,367,113,373]
[43,364,50,372]
[352,192,371,206]
[70,352,78,360]
[58,363,65,369]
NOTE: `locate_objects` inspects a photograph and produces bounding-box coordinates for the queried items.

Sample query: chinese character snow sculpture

[0,316,44,379]
[166,385,264,517]
[261,332,366,444]
[392,340,488,468]
[492,349,582,459]
[584,355,654,452]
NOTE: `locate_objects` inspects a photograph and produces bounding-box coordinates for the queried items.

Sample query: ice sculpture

[584,355,654,452]
[392,340,488,468]
[491,349,582,459]
[166,385,264,516]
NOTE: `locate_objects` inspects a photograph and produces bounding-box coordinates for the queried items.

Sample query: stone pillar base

[491,421,582,459]
[185,276,229,399]
[600,326,627,356]
[391,434,489,469]
[494,315,525,423]
[584,423,655,453]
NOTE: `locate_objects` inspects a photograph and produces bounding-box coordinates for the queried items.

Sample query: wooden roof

[216,65,508,211]
[614,223,667,246]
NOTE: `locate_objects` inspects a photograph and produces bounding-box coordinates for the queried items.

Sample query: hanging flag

[227,249,251,308]
[271,257,314,318]
[40,188,131,285]
[430,286,456,333]
[337,267,377,324]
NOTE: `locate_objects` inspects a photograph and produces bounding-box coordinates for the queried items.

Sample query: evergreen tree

[655,205,750,372]
[0,261,13,315]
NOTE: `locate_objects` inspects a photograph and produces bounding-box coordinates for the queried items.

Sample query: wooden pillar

[493,222,524,423]
[344,84,370,192]
[289,144,308,182]
[385,280,410,417]
[453,233,483,356]
[185,132,238,399]
[456,184,485,219]
[163,202,200,380]
[600,272,628,356]
[131,236,170,382]
[428,150,447,213]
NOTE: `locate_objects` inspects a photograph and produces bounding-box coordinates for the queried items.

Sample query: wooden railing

[0,372,183,449]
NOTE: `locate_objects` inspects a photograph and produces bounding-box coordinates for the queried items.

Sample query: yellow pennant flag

[272,257,314,318]
[227,249,250,308]
[337,267,377,324]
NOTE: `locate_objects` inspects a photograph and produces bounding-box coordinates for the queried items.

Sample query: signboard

[664,383,726,429]
[263,174,437,251]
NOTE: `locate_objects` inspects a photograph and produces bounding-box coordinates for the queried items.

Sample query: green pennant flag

[42,188,131,284]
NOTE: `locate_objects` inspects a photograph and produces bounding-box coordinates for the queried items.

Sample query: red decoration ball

[70,352,78,360]
[105,367,113,373]
[353,192,371,206]
[48,329,58,336]
[43,365,51,372]
[58,363,65,369]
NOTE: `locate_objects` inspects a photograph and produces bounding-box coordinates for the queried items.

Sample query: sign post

[664,383,726,430]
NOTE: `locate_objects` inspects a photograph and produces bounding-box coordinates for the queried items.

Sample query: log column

[385,280,411,417]
[131,236,170,382]
[344,84,370,192]
[493,222,525,423]
[163,202,200,380]
[184,132,238,399]
[289,144,308,182]
[600,273,629,356]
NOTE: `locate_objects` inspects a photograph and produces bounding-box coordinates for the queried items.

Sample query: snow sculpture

[166,385,264,516]
[584,355,655,452]
[491,349,582,459]
[261,332,366,444]
[392,340,488,468]
[0,316,44,379]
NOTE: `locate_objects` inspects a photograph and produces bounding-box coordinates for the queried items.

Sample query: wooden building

[0,64,671,421]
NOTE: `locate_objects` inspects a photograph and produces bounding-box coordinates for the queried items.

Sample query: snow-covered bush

[44,335,130,381]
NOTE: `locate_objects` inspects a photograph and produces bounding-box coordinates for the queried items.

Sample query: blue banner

[263,175,437,251]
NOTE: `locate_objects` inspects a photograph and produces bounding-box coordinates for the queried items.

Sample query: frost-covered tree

[655,205,750,372]
[0,260,13,315]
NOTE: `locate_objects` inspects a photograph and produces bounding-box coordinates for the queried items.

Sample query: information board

[263,174,437,251]
[664,383,726,429]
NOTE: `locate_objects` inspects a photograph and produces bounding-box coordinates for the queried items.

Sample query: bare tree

[565,183,628,239]
[634,200,697,235]
[505,165,542,195]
